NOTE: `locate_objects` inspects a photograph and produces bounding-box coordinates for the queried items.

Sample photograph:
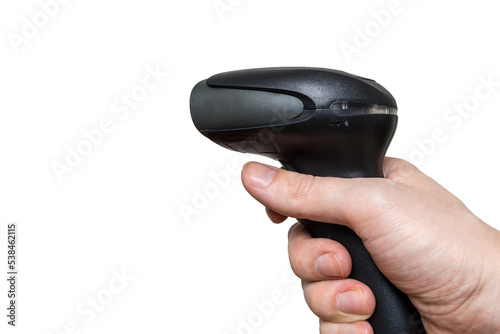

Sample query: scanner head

[190,67,398,178]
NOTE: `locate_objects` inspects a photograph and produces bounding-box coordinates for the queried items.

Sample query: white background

[1,0,499,333]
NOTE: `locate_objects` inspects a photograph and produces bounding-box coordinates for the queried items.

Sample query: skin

[241,158,500,334]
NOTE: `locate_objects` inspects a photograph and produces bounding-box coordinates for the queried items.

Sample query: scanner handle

[299,220,424,333]
[282,158,425,334]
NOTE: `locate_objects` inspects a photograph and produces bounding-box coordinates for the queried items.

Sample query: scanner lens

[330,102,397,116]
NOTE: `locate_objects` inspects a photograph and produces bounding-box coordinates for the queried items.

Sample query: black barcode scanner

[190,67,424,333]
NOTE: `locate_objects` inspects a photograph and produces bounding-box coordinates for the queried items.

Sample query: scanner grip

[275,114,425,333]
[299,220,424,333]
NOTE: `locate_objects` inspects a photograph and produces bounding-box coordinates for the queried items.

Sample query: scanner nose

[190,80,304,131]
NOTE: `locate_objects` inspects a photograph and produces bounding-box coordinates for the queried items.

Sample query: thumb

[241,162,370,227]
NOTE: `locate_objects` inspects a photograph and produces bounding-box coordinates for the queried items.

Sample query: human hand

[241,158,500,334]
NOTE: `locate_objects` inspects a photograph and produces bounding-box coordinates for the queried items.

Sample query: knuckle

[282,173,317,218]
[288,253,302,277]
[301,279,309,293]
[363,183,394,213]
[288,243,307,277]
[319,321,341,334]
[286,173,316,200]
[320,321,370,334]
[386,158,419,182]
[303,282,322,307]
[287,222,302,241]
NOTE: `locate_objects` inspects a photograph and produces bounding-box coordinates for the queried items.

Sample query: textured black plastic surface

[206,67,397,110]
[190,67,425,334]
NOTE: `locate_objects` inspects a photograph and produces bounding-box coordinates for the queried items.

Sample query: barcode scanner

[190,67,424,333]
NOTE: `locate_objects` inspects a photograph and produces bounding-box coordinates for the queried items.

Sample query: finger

[241,162,378,228]
[302,279,375,323]
[288,223,351,281]
[383,157,422,184]
[320,320,373,334]
[265,207,288,224]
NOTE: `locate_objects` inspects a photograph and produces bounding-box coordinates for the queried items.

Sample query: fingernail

[343,324,366,334]
[337,289,367,315]
[315,252,344,277]
[243,163,278,188]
